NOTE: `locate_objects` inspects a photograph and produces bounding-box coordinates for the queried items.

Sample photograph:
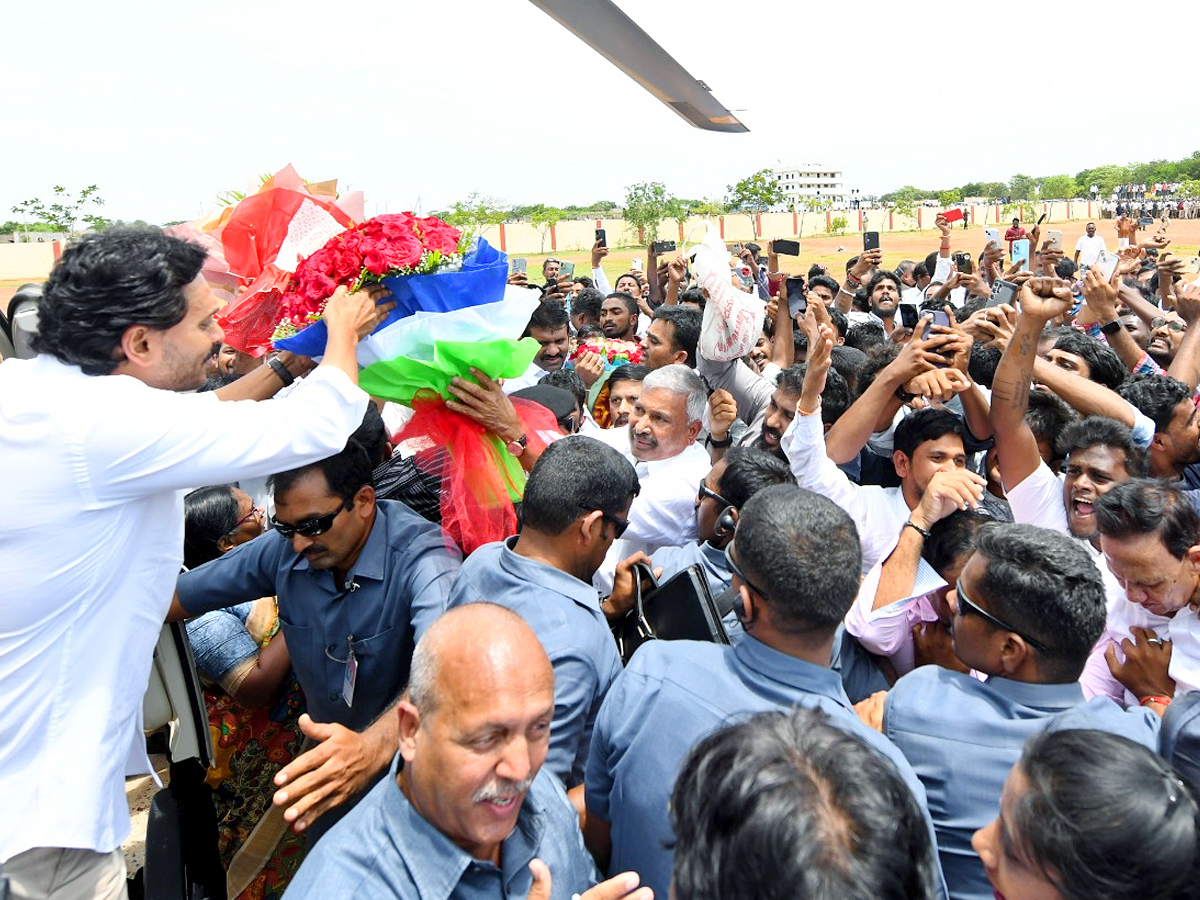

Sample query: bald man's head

[406,603,553,719]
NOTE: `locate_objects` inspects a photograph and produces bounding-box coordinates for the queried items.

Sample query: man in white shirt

[593,365,711,590]
[1074,221,1108,268]
[0,229,387,899]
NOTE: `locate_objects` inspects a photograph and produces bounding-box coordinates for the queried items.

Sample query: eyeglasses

[229,505,264,534]
[600,510,630,539]
[725,543,771,603]
[1151,318,1187,333]
[698,481,734,508]
[270,504,348,539]
[954,579,1048,652]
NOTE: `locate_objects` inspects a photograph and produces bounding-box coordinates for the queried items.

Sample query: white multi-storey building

[772,165,845,207]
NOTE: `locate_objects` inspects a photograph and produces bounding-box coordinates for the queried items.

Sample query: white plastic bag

[693,224,765,362]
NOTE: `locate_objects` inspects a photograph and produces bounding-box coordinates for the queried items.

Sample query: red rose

[415,217,461,255]
[384,232,423,270]
[363,248,390,276]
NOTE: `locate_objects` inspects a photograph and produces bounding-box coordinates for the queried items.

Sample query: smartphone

[1012,239,1031,272]
[772,239,800,256]
[512,257,527,274]
[1139,216,1155,226]
[1037,212,1048,224]
[558,261,575,280]
[730,242,743,252]
[595,228,607,248]
[941,208,964,224]
[953,251,972,274]
[786,277,807,318]
[984,227,1002,248]
[987,278,1018,308]
[1095,250,1119,282]
[652,240,677,255]
[1046,231,1063,252]
[899,305,919,329]
[863,231,880,252]
[1184,257,1200,275]
[921,310,953,340]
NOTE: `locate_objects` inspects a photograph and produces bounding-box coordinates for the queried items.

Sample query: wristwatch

[266,356,294,386]
[505,434,528,458]
[708,433,733,449]
[1100,320,1123,335]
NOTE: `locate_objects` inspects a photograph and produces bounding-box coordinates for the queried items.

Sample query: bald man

[283,604,650,900]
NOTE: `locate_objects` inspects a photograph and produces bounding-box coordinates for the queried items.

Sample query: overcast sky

[5,0,1198,225]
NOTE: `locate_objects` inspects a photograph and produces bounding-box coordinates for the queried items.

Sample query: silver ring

[1147,638,1165,646]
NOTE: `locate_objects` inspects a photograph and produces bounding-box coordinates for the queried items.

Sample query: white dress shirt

[780,405,913,574]
[0,356,368,863]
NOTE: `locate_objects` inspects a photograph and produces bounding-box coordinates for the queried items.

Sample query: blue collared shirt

[1162,691,1200,790]
[177,501,461,731]
[649,540,731,595]
[283,753,599,900]
[585,635,943,900]
[447,538,622,788]
[885,667,1160,900]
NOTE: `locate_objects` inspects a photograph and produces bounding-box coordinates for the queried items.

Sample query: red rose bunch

[275,213,462,336]
[569,338,644,367]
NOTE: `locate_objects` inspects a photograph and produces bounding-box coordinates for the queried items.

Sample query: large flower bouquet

[568,337,644,368]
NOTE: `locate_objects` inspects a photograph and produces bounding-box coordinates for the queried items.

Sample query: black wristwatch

[1100,320,1123,336]
[267,356,295,386]
[708,433,733,449]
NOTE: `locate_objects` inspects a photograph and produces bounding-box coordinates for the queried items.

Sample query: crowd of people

[5,215,1200,900]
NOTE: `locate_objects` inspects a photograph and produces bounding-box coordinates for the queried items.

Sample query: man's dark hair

[1096,478,1200,560]
[521,435,639,533]
[735,485,862,633]
[1051,331,1126,390]
[1054,257,1078,280]
[1117,374,1193,432]
[607,363,649,392]
[923,509,989,578]
[807,263,828,282]
[827,307,849,340]
[829,345,867,394]
[350,404,390,466]
[1026,390,1080,450]
[913,261,930,282]
[1011,729,1200,900]
[844,320,887,352]
[894,408,965,461]
[607,291,639,316]
[973,523,1106,680]
[541,368,587,410]
[652,305,702,368]
[269,435,375,506]
[923,250,939,275]
[523,298,569,337]
[572,275,594,289]
[679,286,706,309]
[1055,416,1148,477]
[968,343,1001,389]
[183,485,242,570]
[571,287,604,323]
[33,228,208,375]
[577,324,604,342]
[718,447,797,509]
[809,274,840,297]
[670,709,939,900]
[778,364,852,426]
[866,270,902,301]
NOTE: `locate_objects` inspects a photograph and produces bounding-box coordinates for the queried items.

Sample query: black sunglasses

[725,543,771,602]
[698,481,733,508]
[270,504,347,539]
[955,579,1048,652]
[600,510,630,539]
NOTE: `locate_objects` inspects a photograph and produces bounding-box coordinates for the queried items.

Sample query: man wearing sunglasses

[171,436,461,841]
[447,436,638,791]
[0,230,390,898]
[876,523,1159,900]
[584,484,942,900]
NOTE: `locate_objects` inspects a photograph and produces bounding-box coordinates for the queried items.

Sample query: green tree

[725,169,785,239]
[528,205,564,253]
[827,215,848,236]
[622,182,676,245]
[11,185,108,238]
[1037,174,1080,200]
[439,192,510,240]
[693,196,726,218]
[938,189,962,206]
[1008,174,1037,202]
[1074,165,1130,197]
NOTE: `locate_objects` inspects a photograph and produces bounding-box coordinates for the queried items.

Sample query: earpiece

[715,506,738,536]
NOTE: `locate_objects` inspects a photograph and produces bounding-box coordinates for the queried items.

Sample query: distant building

[772,165,845,208]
